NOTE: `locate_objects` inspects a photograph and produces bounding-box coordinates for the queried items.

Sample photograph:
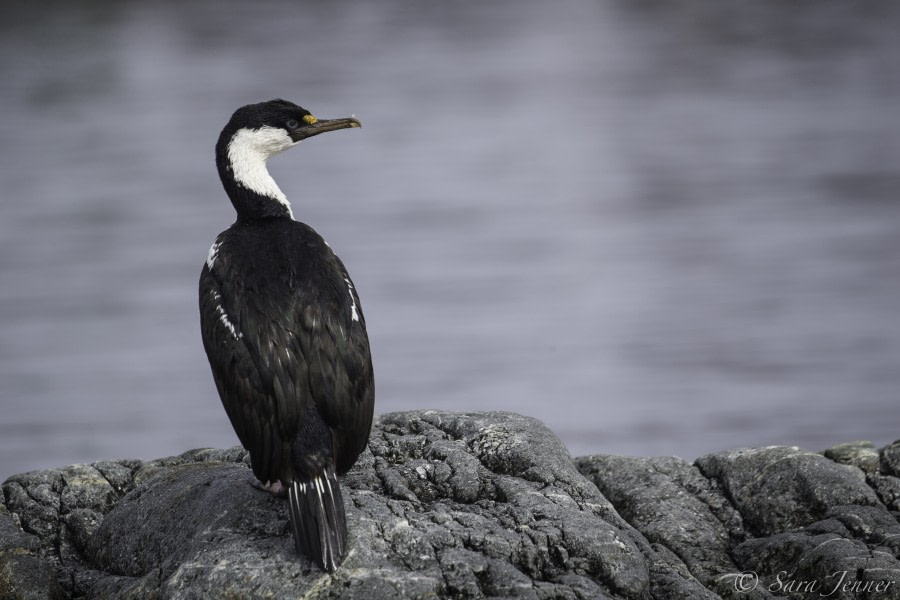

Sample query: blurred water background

[2,0,899,481]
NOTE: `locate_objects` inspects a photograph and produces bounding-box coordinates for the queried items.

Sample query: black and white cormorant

[199,99,374,572]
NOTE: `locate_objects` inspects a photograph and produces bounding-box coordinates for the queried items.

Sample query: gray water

[2,0,899,481]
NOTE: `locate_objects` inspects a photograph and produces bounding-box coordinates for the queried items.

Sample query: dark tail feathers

[287,467,347,572]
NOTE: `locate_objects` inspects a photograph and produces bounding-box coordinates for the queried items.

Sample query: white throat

[227,126,298,218]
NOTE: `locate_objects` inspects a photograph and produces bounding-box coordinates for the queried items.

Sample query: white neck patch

[227,126,297,218]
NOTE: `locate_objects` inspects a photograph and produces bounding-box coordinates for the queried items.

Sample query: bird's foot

[251,479,287,497]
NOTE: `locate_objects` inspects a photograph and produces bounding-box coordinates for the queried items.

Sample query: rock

[81,410,669,599]
[882,440,900,478]
[694,445,880,536]
[0,505,64,600]
[870,473,900,512]
[733,505,900,600]
[574,455,760,599]
[1,411,898,600]
[824,440,881,474]
[578,444,900,600]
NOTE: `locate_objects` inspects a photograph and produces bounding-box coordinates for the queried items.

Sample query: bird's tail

[287,466,347,572]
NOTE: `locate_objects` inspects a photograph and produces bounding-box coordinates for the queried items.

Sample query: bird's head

[219,98,361,161]
[216,99,361,219]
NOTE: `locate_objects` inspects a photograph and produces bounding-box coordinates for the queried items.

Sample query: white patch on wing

[206,241,219,270]
[227,126,296,218]
[211,289,242,340]
[344,278,360,322]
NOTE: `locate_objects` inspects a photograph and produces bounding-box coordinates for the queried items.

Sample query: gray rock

[695,445,880,535]
[575,454,766,599]
[0,505,64,600]
[824,440,881,475]
[882,440,900,478]
[579,443,900,600]
[1,411,898,600]
[733,505,900,600]
[870,473,900,511]
[81,410,672,599]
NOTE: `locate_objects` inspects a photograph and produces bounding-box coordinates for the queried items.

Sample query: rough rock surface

[1,412,898,600]
[577,440,900,600]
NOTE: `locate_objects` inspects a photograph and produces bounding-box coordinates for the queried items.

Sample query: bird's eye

[286,119,299,129]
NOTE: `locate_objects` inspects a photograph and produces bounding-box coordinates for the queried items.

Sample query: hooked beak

[289,117,362,142]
